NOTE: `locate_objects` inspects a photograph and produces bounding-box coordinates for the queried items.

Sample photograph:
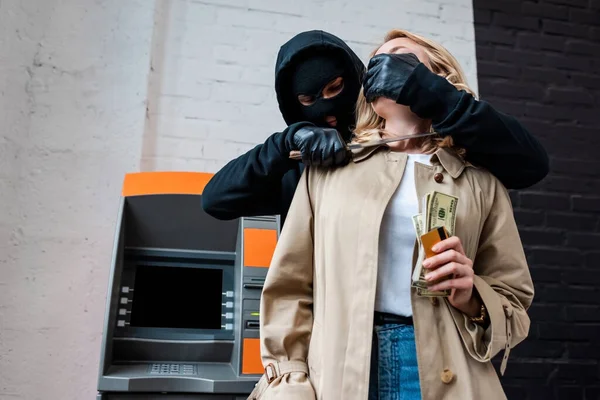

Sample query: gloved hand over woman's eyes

[289,126,350,167]
[363,53,421,104]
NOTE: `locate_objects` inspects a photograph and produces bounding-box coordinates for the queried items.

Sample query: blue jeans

[368,324,422,400]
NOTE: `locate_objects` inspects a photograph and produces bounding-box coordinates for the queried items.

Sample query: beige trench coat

[249,146,534,400]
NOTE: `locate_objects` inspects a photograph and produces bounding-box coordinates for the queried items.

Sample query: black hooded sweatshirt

[201,31,365,226]
[201,30,549,227]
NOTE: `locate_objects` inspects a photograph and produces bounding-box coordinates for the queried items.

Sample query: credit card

[420,226,449,259]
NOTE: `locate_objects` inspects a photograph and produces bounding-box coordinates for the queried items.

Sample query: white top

[375,153,431,317]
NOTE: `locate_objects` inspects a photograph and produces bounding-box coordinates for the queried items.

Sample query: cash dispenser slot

[244,283,264,290]
[245,321,260,329]
[243,276,265,290]
[243,283,263,289]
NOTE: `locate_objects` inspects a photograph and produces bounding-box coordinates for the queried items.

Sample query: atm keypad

[149,363,196,375]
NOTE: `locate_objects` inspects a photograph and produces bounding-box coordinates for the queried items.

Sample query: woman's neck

[381,105,430,153]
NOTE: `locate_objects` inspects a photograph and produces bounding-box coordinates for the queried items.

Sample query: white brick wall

[0,1,155,399]
[142,0,479,172]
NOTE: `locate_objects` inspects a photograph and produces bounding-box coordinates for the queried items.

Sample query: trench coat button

[441,368,454,384]
[430,297,439,306]
[434,173,444,183]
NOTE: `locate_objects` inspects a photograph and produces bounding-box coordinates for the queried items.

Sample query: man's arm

[364,54,550,189]
[402,64,549,189]
[201,122,349,220]
[201,122,308,220]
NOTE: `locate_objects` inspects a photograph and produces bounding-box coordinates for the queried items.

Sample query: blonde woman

[248,30,534,400]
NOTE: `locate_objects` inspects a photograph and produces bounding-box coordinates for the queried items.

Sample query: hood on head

[274,30,366,131]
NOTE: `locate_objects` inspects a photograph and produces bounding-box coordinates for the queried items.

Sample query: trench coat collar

[432,148,468,179]
[351,136,468,179]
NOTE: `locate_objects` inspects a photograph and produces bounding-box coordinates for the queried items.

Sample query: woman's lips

[326,116,337,127]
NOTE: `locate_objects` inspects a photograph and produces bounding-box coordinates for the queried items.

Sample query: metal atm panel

[231,217,278,378]
[96,172,278,400]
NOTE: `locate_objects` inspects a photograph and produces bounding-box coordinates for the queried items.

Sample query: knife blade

[346,132,437,150]
[288,132,437,160]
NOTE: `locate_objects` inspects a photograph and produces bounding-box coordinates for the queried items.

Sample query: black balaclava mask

[289,52,359,138]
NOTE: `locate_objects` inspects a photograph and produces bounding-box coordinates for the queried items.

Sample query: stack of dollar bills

[411,191,458,297]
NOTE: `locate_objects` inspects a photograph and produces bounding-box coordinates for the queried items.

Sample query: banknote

[411,214,424,239]
[426,191,458,236]
[411,214,428,289]
[417,287,448,297]
[423,193,431,232]
[412,191,458,297]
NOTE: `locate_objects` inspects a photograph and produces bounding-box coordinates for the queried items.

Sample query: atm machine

[97,172,278,399]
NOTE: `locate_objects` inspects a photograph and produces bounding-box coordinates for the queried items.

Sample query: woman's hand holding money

[422,236,482,317]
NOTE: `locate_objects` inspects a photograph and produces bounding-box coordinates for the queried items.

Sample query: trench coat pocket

[247,361,316,400]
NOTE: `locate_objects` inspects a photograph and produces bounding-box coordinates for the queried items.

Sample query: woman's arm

[249,169,316,400]
[446,177,534,375]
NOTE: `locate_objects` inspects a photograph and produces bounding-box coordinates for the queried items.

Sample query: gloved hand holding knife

[286,126,350,166]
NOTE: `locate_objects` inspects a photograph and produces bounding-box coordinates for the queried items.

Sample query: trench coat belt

[248,360,309,399]
[499,314,512,375]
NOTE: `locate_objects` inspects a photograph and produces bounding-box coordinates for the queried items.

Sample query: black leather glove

[288,126,350,167]
[363,53,421,104]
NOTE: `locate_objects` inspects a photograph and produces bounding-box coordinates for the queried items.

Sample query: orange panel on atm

[242,338,263,375]
[121,171,214,196]
[243,228,277,268]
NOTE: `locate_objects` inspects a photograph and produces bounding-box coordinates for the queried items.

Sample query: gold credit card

[420,226,449,259]
[419,226,451,297]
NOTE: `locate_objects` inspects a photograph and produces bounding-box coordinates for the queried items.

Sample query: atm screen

[130,265,223,330]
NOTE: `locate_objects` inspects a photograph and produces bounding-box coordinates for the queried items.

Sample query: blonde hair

[354,29,476,157]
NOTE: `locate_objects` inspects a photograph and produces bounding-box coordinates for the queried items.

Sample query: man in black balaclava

[202,30,549,228]
[202,30,365,225]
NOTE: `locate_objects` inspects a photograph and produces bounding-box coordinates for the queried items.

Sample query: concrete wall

[0,1,155,399]
[141,0,479,172]
[0,1,477,398]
